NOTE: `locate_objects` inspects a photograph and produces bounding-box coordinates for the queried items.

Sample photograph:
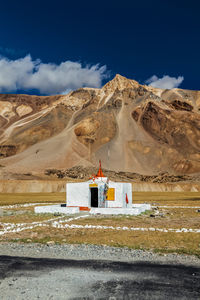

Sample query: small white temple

[35,161,150,215]
[66,161,132,214]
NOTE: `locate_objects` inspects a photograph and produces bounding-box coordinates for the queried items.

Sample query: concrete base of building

[34,205,79,215]
[34,204,151,215]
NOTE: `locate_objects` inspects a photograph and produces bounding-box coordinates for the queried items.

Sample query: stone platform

[34,204,151,215]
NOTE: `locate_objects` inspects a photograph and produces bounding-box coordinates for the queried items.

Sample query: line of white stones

[1,220,200,235]
[0,215,89,236]
[50,222,200,233]
[152,206,200,209]
[1,203,56,209]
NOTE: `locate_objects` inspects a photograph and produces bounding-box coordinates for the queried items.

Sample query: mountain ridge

[0,74,200,179]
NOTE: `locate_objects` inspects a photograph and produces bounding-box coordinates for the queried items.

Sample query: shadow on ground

[0,255,200,299]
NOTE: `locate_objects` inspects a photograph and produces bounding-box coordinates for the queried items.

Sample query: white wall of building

[66,180,133,209]
[106,181,123,208]
[67,182,89,207]
[35,205,79,214]
[104,181,132,208]
[122,183,132,208]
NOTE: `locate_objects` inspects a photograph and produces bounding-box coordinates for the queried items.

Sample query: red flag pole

[126,193,129,208]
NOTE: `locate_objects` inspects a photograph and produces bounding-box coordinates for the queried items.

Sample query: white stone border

[152,206,200,209]
[50,221,200,233]
[1,220,200,235]
[0,215,89,236]
[0,202,200,237]
[1,203,56,209]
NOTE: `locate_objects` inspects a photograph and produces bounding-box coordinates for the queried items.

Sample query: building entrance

[90,188,98,207]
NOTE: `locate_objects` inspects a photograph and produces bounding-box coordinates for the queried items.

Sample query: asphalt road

[0,255,200,299]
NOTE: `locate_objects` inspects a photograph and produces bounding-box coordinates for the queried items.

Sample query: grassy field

[7,227,200,257]
[133,191,200,206]
[0,191,200,206]
[63,208,200,229]
[0,192,200,257]
[0,193,65,206]
[0,213,57,224]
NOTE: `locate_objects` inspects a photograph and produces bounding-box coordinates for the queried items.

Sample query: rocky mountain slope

[0,74,200,178]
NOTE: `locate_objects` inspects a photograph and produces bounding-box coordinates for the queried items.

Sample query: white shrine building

[66,161,132,213]
[35,161,150,215]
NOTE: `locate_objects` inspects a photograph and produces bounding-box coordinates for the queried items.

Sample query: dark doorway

[91,188,98,207]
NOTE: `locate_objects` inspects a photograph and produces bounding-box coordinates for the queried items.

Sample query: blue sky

[0,0,199,95]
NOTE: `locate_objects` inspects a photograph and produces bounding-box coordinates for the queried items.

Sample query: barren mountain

[0,74,200,178]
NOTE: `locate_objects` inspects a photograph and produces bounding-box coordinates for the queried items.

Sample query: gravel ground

[0,243,200,300]
[0,242,200,266]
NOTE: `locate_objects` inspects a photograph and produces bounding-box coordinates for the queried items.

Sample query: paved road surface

[0,255,200,299]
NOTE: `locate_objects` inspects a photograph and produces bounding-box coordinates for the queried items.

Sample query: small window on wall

[107,188,115,201]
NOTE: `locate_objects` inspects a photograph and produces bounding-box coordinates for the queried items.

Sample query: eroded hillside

[0,74,200,178]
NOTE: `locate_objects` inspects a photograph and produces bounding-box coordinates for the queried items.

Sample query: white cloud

[0,55,108,95]
[145,75,184,89]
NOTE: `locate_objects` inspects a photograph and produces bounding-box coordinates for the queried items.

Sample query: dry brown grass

[0,193,65,206]
[63,207,200,229]
[0,191,200,207]
[3,226,200,257]
[0,191,200,257]
[133,192,200,206]
[0,212,55,223]
[4,203,60,212]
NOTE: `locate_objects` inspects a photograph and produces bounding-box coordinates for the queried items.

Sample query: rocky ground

[0,242,200,265]
[1,75,200,176]
[0,243,200,299]
[44,165,199,183]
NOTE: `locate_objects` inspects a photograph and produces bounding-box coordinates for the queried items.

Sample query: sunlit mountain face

[0,74,200,179]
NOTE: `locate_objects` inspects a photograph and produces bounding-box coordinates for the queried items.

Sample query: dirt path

[0,243,200,299]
